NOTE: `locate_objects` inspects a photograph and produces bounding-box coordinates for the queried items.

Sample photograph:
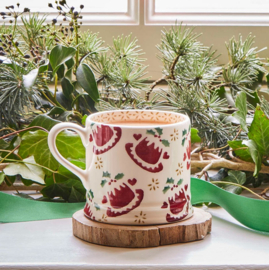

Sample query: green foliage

[220,170,246,195]
[232,92,248,132]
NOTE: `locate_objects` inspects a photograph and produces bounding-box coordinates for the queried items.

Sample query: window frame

[0,0,140,25]
[144,0,269,26]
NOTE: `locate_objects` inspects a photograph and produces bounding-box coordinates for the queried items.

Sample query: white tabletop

[1,207,269,270]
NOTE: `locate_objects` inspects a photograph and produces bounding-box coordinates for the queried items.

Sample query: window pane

[0,0,128,13]
[155,0,269,13]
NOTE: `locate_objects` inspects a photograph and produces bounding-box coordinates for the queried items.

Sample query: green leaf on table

[0,172,5,185]
[242,140,261,177]
[76,63,99,103]
[209,168,228,181]
[155,127,163,136]
[146,129,155,136]
[28,115,61,131]
[61,77,74,98]
[221,170,246,194]
[22,68,38,90]
[115,173,124,180]
[161,140,170,147]
[232,91,248,132]
[102,171,111,178]
[191,128,201,143]
[14,193,34,200]
[166,177,174,184]
[50,45,76,76]
[228,140,252,162]
[3,156,45,184]
[248,106,269,157]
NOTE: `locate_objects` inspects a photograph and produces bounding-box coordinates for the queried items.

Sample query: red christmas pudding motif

[162,184,190,222]
[125,128,170,173]
[101,173,144,217]
[90,124,122,155]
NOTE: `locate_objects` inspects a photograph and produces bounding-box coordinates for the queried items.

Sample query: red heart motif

[133,134,142,141]
[163,152,170,159]
[128,178,137,186]
[187,161,190,170]
[102,195,108,204]
[161,201,168,209]
[183,153,187,161]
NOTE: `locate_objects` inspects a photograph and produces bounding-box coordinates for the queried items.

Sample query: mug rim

[86,109,190,128]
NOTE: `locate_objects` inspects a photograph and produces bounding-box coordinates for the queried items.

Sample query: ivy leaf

[0,172,5,185]
[162,186,170,194]
[155,127,163,136]
[76,63,99,103]
[191,128,201,143]
[166,177,174,184]
[242,140,261,177]
[115,173,124,180]
[68,187,85,203]
[146,129,155,136]
[94,202,100,211]
[209,168,228,181]
[58,159,85,179]
[101,180,107,187]
[4,156,45,184]
[232,91,248,132]
[248,106,269,157]
[50,45,76,76]
[228,140,252,162]
[161,140,170,147]
[221,170,246,195]
[28,115,61,131]
[19,130,85,173]
[177,179,183,186]
[102,171,111,178]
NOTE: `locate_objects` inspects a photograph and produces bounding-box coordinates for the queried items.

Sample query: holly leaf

[248,106,269,157]
[94,202,100,211]
[191,128,201,143]
[166,177,174,184]
[182,129,187,136]
[102,171,111,178]
[115,173,124,180]
[146,129,155,136]
[182,137,186,146]
[228,140,252,162]
[242,140,261,177]
[162,186,170,194]
[161,140,170,147]
[88,189,94,199]
[177,179,183,186]
[3,156,45,184]
[101,180,107,187]
[232,91,248,132]
[155,127,163,136]
[221,170,246,195]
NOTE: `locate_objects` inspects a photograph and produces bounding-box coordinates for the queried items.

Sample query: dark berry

[52,18,57,24]
[80,4,84,9]
[23,54,31,59]
[48,3,53,7]
[23,8,30,12]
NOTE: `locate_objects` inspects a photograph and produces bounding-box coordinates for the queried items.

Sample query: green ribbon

[1,178,269,233]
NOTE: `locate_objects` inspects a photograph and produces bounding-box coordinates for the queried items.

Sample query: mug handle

[48,122,89,186]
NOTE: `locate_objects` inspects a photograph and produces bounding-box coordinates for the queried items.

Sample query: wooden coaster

[72,207,211,248]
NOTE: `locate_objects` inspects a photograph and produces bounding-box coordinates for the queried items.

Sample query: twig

[0,126,49,141]
[191,158,269,174]
[146,75,167,101]
[211,181,266,201]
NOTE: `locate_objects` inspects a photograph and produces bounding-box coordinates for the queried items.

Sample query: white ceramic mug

[48,110,193,225]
